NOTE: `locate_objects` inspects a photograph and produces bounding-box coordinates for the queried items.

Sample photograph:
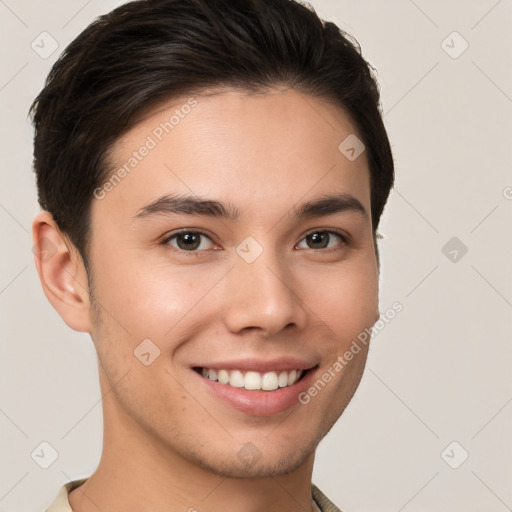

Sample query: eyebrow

[132,192,368,223]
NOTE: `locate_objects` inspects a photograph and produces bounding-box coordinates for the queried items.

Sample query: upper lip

[192,357,318,373]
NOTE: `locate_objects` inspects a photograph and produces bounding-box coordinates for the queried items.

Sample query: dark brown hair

[30,0,394,272]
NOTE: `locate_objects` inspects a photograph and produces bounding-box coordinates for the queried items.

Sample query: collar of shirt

[44,478,342,512]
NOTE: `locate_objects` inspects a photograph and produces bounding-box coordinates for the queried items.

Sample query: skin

[33,87,380,512]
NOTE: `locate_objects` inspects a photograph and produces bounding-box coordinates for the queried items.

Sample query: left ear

[32,211,93,333]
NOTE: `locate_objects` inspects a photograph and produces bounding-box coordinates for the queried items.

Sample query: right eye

[161,230,217,252]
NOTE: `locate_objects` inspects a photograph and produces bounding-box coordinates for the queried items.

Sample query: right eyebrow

[132,194,241,222]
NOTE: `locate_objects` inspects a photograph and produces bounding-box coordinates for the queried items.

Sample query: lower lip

[193,368,318,416]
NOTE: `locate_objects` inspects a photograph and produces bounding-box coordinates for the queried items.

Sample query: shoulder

[312,483,343,512]
[44,478,88,512]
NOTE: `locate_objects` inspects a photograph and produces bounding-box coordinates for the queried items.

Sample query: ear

[373,232,382,324]
[32,211,92,333]
[374,231,382,275]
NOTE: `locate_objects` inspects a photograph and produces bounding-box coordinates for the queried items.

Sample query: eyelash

[160,228,348,255]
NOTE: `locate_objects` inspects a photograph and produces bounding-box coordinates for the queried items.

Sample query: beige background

[0,1,511,511]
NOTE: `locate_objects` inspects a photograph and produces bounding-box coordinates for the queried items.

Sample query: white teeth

[229,370,245,388]
[244,371,261,390]
[261,371,278,390]
[199,368,304,391]
[218,369,230,384]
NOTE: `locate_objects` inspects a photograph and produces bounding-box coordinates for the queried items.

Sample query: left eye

[296,231,345,250]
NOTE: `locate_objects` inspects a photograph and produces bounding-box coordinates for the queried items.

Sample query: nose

[223,246,308,336]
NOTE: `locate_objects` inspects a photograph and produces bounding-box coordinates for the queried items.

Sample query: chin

[183,440,318,479]
[191,450,311,479]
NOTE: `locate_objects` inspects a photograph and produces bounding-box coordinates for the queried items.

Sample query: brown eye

[297,231,346,250]
[164,231,215,251]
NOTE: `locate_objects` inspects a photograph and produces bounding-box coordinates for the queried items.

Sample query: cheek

[91,257,227,356]
[94,257,195,322]
[301,260,378,341]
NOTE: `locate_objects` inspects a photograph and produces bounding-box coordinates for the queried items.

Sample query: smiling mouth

[194,367,309,391]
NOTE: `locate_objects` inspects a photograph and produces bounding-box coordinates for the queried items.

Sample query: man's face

[87,88,379,478]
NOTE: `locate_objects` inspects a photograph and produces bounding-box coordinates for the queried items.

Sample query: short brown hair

[30,0,394,272]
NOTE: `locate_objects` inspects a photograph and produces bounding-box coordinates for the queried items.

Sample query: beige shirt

[44,478,342,512]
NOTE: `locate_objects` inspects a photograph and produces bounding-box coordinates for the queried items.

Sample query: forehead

[96,88,371,226]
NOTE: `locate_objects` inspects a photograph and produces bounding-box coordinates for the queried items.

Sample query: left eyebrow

[290,193,368,221]
[131,192,368,223]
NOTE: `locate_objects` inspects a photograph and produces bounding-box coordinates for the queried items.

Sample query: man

[31,0,394,510]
